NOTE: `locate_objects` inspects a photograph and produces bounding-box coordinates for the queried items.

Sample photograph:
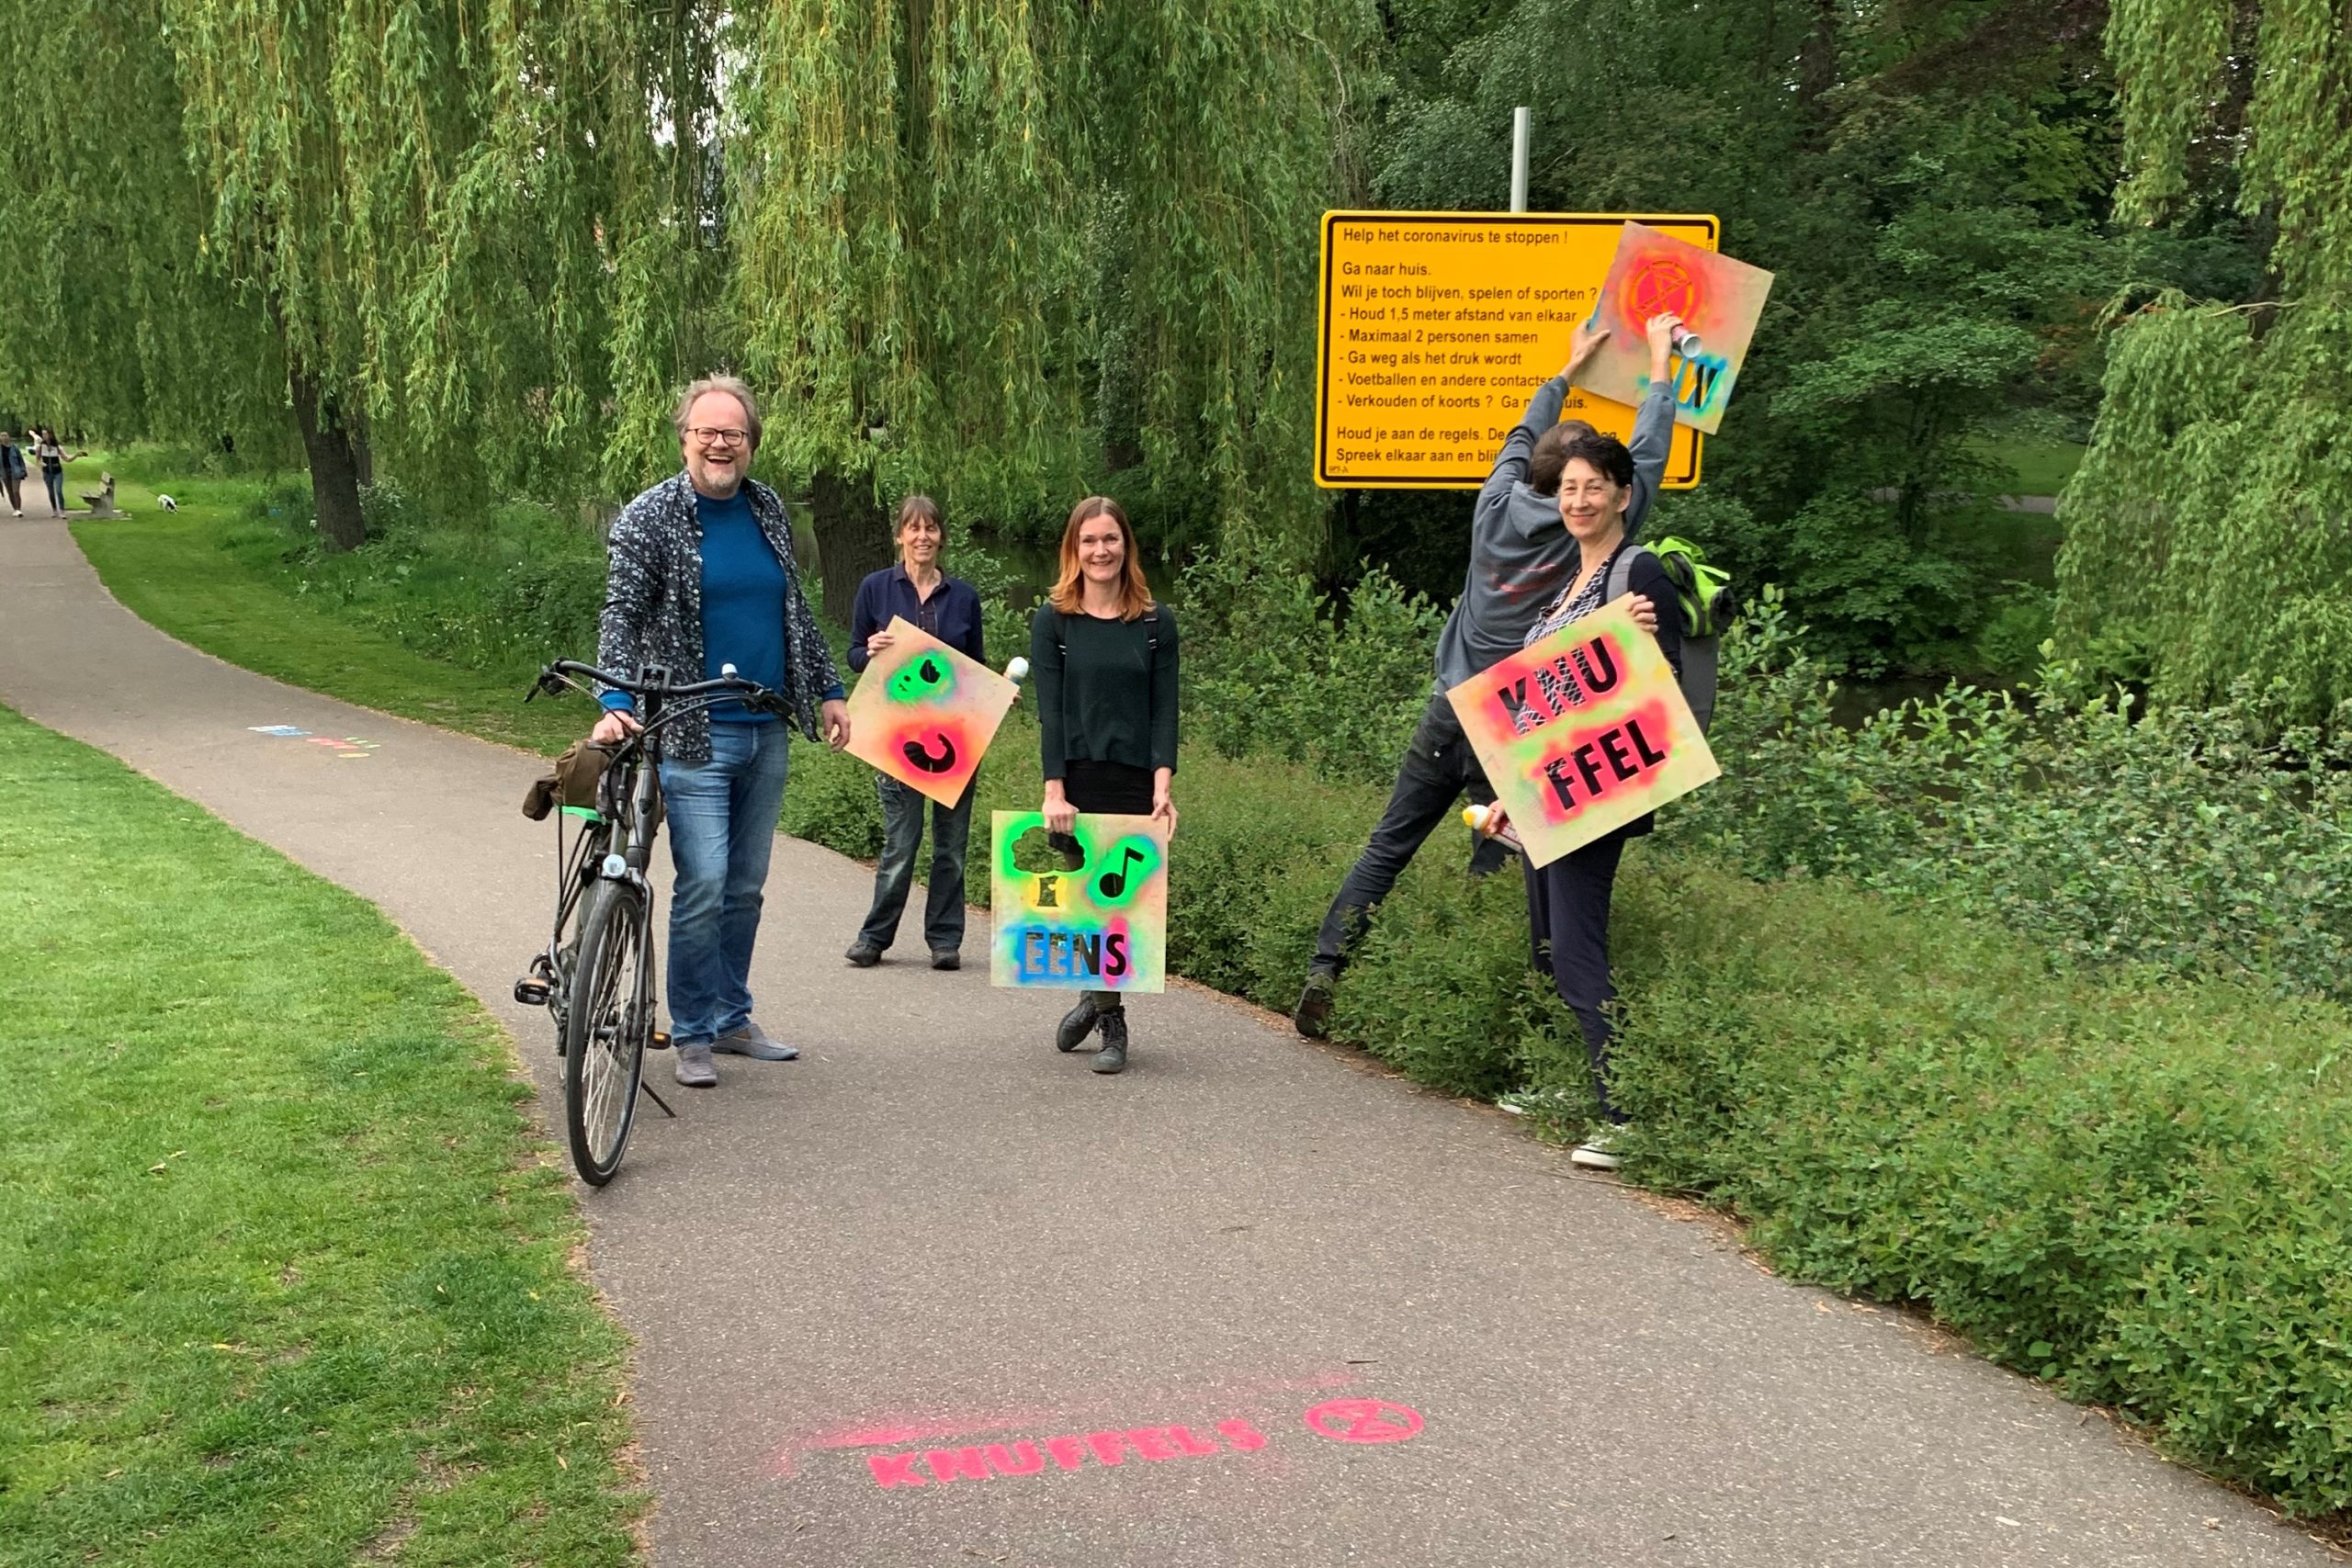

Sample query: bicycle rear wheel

[562,879,653,1185]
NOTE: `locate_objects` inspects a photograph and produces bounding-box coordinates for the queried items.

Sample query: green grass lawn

[72,468,586,757]
[0,706,642,1565]
[1975,434,2085,496]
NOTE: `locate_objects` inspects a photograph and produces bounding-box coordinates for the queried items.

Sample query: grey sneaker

[673,1044,718,1088]
[930,948,961,971]
[844,941,882,967]
[1569,1130,1623,1170]
[713,1021,798,1061]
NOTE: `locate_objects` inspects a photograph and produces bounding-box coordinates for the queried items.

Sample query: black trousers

[1524,832,1630,1124]
[1060,760,1154,1013]
[1312,693,1507,973]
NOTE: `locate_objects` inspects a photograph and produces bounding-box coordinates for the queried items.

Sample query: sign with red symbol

[1302,1398,1424,1445]
[1577,221,1775,435]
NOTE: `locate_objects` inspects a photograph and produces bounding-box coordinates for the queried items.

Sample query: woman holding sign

[844,495,988,970]
[1031,496,1180,1075]
[1500,430,1679,1170]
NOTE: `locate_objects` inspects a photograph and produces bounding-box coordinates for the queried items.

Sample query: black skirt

[1061,759,1154,816]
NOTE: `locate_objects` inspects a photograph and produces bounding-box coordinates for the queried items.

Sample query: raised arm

[1624,313,1681,535]
[1478,316,1612,511]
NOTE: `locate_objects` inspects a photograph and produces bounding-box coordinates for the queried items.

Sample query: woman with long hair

[1030,496,1178,1074]
[33,428,79,515]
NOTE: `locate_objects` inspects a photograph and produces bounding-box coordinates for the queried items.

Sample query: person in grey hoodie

[1294,310,1681,1039]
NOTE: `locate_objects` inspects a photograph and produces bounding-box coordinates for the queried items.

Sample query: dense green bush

[1179,542,1442,786]
[1678,590,2352,1006]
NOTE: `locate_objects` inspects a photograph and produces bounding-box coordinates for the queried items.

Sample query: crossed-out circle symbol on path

[1303,1398,1423,1445]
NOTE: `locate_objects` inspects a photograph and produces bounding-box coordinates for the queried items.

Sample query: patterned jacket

[596,470,841,763]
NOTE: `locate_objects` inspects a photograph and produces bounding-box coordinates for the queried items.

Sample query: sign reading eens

[1315,210,1718,490]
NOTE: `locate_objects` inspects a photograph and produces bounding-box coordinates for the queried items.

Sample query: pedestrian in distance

[33,427,81,516]
[1292,311,1684,1042]
[590,374,851,1089]
[0,430,25,516]
[1484,428,1681,1171]
[1031,495,1179,1075]
[843,494,987,971]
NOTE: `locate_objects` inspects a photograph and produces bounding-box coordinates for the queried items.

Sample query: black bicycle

[514,659,787,1185]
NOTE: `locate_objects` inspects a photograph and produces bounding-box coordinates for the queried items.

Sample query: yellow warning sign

[1314,210,1718,490]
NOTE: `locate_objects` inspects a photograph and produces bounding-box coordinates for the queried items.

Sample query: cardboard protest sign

[1446,596,1718,866]
[842,617,1019,807]
[990,812,1168,993]
[1574,221,1773,435]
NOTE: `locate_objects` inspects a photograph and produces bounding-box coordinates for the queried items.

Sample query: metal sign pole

[1510,107,1531,213]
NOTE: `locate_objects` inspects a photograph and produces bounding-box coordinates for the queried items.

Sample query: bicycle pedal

[514,978,551,1006]
[650,1031,673,1051]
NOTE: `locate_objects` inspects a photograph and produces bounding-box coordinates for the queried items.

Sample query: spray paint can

[1668,323,1703,359]
[1462,803,1524,854]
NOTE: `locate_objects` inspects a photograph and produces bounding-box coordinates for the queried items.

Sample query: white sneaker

[1570,1131,1624,1170]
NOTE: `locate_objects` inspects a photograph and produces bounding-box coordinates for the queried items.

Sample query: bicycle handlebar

[532,660,791,718]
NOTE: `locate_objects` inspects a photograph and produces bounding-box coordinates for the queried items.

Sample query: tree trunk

[808,465,894,626]
[287,361,367,552]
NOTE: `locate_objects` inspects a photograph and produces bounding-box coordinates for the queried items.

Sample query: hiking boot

[930,948,961,971]
[1091,1010,1129,1074]
[1055,994,1102,1052]
[713,1021,797,1061]
[1294,969,1336,1040]
[1570,1130,1624,1171]
[844,941,882,967]
[673,1044,718,1088]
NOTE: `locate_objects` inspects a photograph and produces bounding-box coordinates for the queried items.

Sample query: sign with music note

[843,616,1021,807]
[989,812,1169,992]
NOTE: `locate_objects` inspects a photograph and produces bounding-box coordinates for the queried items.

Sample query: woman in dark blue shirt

[844,495,988,970]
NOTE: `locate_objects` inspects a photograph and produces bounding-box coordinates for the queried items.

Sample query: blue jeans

[855,774,973,953]
[1312,693,1508,973]
[659,721,792,1047]
[42,468,65,513]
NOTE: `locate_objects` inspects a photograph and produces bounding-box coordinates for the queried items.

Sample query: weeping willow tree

[0,1,285,454]
[729,0,1361,618]
[2058,0,2352,723]
[0,0,717,548]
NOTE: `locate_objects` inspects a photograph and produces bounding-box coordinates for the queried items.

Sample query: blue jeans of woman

[41,467,65,514]
[855,773,972,954]
[659,720,791,1048]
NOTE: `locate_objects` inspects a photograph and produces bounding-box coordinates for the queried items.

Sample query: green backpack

[1605,536,1735,731]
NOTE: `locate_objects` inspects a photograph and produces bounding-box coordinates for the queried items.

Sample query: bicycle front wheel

[562,879,654,1186]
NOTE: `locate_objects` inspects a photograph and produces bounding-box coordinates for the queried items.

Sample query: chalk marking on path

[247,725,380,759]
[860,1416,1273,1490]
[764,1370,1374,1481]
[1303,1398,1424,1445]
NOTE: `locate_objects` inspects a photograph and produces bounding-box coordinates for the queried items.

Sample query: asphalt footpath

[1,512,2335,1567]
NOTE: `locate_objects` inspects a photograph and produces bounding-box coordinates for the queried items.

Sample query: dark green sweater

[1030,604,1181,780]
